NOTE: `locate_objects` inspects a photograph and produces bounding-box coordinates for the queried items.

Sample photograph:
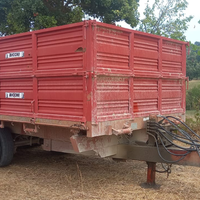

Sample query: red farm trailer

[0,20,199,185]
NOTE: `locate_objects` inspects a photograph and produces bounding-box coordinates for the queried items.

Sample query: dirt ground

[0,147,200,200]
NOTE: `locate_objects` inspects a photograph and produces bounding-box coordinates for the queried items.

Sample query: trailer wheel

[0,128,14,167]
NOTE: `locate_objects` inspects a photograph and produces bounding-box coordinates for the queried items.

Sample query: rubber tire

[0,128,14,167]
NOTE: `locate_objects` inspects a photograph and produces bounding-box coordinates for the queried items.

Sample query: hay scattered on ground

[0,147,200,200]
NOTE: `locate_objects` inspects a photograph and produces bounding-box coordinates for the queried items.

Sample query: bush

[186,86,200,110]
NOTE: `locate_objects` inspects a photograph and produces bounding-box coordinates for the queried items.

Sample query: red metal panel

[92,22,98,124]
[0,35,32,78]
[84,21,94,123]
[162,79,183,114]
[181,44,187,113]
[0,78,33,114]
[162,40,183,77]
[96,76,131,121]
[133,79,159,117]
[0,20,188,137]
[129,33,134,119]
[37,76,84,120]
[134,34,159,76]
[96,25,131,74]
[158,39,163,113]
[34,24,85,121]
[32,33,38,115]
[36,25,84,74]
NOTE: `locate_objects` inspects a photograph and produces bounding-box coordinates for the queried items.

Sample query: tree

[80,0,139,27]
[138,0,193,41]
[186,42,200,80]
[0,0,12,36]
[0,0,140,35]
[6,0,58,34]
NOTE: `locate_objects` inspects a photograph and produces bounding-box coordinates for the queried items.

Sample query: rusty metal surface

[147,162,156,185]
[0,20,188,137]
[113,145,200,167]
[23,123,38,134]
[50,140,75,153]
[87,113,184,137]
[0,115,84,128]
[170,149,200,166]
[70,134,118,157]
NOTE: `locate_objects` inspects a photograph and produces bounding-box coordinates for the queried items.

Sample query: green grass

[188,80,200,90]
[186,110,195,118]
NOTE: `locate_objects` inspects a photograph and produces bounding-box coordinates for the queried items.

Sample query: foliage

[185,117,200,134]
[0,0,12,36]
[138,0,193,41]
[187,42,200,80]
[80,0,139,27]
[0,0,140,35]
[185,84,200,134]
[6,0,57,34]
[185,105,200,135]
[186,85,200,110]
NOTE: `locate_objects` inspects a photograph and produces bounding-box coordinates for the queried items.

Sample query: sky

[117,0,200,43]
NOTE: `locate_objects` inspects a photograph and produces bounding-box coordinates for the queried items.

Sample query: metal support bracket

[23,123,38,134]
[146,162,156,185]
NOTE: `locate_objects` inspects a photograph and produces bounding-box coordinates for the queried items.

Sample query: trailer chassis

[0,114,200,185]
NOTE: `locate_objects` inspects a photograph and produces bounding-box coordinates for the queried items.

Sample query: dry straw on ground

[0,147,200,200]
